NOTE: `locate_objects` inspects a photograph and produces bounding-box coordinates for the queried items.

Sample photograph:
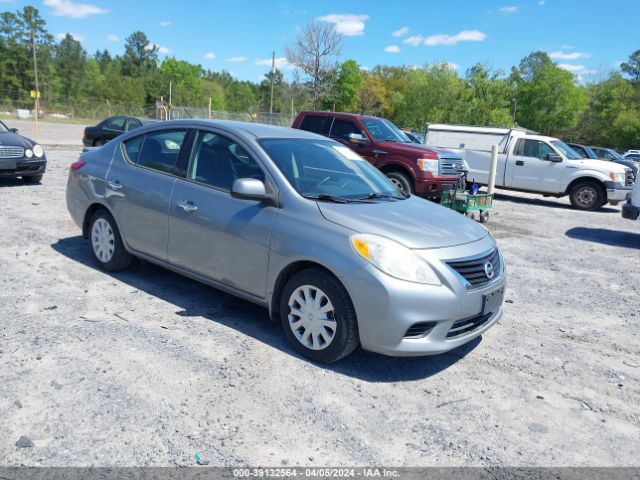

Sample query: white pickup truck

[622,179,639,220]
[425,124,634,211]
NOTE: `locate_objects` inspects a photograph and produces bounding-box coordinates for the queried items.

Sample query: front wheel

[385,171,414,194]
[279,269,359,363]
[89,210,133,271]
[569,181,605,211]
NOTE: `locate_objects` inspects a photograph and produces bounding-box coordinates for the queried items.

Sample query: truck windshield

[361,118,412,143]
[260,138,403,201]
[0,121,8,133]
[551,141,582,160]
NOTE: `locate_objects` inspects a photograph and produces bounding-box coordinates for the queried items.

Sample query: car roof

[144,119,326,140]
[299,111,383,122]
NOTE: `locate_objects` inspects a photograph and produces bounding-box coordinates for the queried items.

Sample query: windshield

[0,121,8,133]
[260,139,401,200]
[551,140,582,160]
[361,118,412,143]
[607,149,625,161]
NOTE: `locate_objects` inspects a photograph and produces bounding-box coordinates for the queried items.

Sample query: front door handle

[515,160,525,166]
[372,149,387,156]
[177,200,198,212]
[107,180,122,190]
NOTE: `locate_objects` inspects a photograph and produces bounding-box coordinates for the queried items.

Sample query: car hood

[378,141,462,160]
[0,132,34,148]
[317,195,488,249]
[571,158,629,173]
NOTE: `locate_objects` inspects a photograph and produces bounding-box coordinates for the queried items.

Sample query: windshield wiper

[357,191,409,201]
[302,194,352,203]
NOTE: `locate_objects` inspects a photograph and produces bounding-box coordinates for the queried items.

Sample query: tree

[621,50,640,82]
[147,58,204,106]
[286,20,343,108]
[334,60,363,112]
[55,34,86,99]
[122,31,157,78]
[358,73,392,117]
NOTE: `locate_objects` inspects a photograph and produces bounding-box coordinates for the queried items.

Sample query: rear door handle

[107,180,122,190]
[177,200,198,212]
[515,160,525,166]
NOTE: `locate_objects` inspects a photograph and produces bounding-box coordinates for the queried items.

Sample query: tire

[88,209,133,271]
[93,138,107,147]
[479,210,489,223]
[279,268,359,363]
[569,181,605,211]
[22,175,43,184]
[386,171,414,194]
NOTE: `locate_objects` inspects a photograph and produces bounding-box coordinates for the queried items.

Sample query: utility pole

[31,31,39,141]
[208,97,212,119]
[269,51,275,118]
[511,97,518,127]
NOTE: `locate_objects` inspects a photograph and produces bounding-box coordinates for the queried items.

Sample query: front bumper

[0,158,47,178]
[414,175,458,197]
[341,234,506,356]
[604,181,633,204]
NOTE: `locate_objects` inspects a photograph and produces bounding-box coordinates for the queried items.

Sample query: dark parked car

[82,116,156,147]
[567,143,598,160]
[0,120,47,184]
[590,146,638,179]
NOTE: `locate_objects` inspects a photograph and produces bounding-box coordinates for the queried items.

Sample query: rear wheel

[89,209,133,271]
[22,175,43,184]
[569,181,605,211]
[279,269,359,363]
[386,171,414,194]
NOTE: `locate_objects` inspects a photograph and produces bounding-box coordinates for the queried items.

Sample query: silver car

[66,120,506,363]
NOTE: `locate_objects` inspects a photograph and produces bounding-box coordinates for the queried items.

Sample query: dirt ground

[0,126,639,467]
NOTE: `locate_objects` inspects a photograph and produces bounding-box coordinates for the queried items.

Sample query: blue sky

[2,0,637,81]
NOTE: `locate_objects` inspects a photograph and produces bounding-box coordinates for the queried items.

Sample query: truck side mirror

[348,133,369,145]
[546,153,563,163]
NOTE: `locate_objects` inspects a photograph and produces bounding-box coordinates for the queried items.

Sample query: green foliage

[335,60,363,112]
[621,50,640,82]
[55,34,86,99]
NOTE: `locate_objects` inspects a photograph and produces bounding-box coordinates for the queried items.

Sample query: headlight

[33,144,44,158]
[417,158,439,174]
[351,234,441,285]
[609,171,626,183]
[25,149,33,158]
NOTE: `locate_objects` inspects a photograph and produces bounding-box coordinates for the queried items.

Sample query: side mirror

[231,178,269,201]
[348,133,369,145]
[9,128,18,134]
[546,153,563,163]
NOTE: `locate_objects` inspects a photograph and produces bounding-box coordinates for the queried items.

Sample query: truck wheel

[569,181,605,211]
[386,171,414,194]
[279,268,359,363]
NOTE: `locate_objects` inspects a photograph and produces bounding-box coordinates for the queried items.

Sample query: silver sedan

[66,120,506,362]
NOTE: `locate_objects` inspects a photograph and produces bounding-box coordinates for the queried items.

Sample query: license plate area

[0,159,17,170]
[482,286,505,315]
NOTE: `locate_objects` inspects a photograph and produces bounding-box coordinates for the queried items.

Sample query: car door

[167,129,278,298]
[506,138,565,193]
[328,118,375,162]
[105,128,190,260]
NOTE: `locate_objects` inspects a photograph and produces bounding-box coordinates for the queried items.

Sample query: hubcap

[91,218,115,263]
[287,285,337,351]
[389,176,405,190]
[575,186,596,207]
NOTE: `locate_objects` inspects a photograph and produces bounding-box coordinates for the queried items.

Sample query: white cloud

[560,44,574,50]
[549,51,590,60]
[403,34,424,46]
[392,26,409,37]
[255,57,288,69]
[107,34,119,42]
[558,63,596,74]
[384,45,400,53]
[145,43,170,54]
[227,56,247,62]
[317,14,369,36]
[538,0,546,4]
[500,6,518,14]
[424,30,486,46]
[446,62,459,70]
[204,52,216,60]
[56,32,83,41]
[160,20,171,27]
[43,0,109,18]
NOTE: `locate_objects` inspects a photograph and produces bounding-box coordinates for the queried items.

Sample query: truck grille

[626,169,635,185]
[446,249,501,287]
[0,146,25,159]
[439,157,463,176]
[446,312,493,338]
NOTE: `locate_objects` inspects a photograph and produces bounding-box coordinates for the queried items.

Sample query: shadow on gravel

[0,178,39,188]
[565,227,640,250]
[52,235,478,381]
[493,192,618,213]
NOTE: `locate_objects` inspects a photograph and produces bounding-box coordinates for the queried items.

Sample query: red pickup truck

[292,111,462,197]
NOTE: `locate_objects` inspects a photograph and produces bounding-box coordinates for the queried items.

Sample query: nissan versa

[66,120,506,363]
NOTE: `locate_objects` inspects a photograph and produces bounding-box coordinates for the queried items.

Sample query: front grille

[625,169,634,186]
[404,321,436,339]
[439,157,463,176]
[446,312,493,338]
[446,249,501,288]
[0,146,25,159]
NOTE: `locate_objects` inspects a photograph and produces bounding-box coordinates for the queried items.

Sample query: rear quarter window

[123,135,144,163]
[299,115,328,135]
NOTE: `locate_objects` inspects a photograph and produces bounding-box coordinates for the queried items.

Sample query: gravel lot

[1,125,639,467]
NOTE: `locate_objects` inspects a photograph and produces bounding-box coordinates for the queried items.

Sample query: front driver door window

[509,139,564,193]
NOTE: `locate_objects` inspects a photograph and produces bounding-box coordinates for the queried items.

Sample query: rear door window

[136,129,187,174]
[103,117,125,131]
[299,115,328,135]
[125,118,141,131]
